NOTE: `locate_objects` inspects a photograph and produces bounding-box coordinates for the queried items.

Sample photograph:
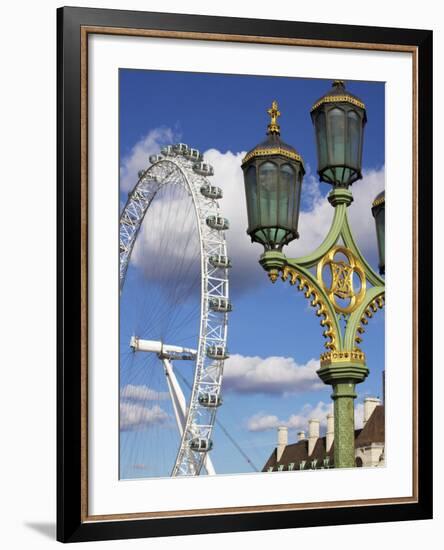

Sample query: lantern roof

[311,80,366,116]
[372,190,385,208]
[242,101,304,168]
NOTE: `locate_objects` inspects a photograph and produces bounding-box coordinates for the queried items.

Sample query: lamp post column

[317,353,369,468]
[333,384,356,468]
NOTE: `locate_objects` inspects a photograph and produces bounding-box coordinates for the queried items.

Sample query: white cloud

[246,413,281,432]
[222,353,323,395]
[246,401,332,432]
[120,127,179,192]
[246,400,366,433]
[120,402,169,431]
[120,384,169,402]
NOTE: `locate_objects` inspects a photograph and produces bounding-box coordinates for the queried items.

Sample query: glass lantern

[311,80,367,187]
[242,101,305,251]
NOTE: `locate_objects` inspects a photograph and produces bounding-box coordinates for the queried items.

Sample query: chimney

[308,419,320,456]
[363,397,381,426]
[297,430,306,442]
[276,426,288,462]
[326,413,334,452]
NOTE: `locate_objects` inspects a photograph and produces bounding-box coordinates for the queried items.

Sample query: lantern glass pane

[347,110,360,168]
[375,207,385,272]
[245,165,258,228]
[280,163,295,228]
[294,165,302,228]
[329,107,346,166]
[258,161,278,226]
[316,111,328,168]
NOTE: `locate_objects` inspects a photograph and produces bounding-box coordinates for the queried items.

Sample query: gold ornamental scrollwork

[354,294,385,347]
[281,266,338,351]
[317,245,366,315]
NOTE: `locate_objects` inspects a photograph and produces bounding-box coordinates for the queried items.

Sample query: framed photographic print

[57,6,433,543]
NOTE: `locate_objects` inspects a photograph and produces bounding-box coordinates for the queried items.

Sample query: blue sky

[119,69,385,478]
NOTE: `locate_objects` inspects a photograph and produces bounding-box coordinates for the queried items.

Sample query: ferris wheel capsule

[206,215,229,231]
[186,148,203,162]
[198,393,222,407]
[173,143,190,155]
[194,162,214,176]
[161,145,176,156]
[149,154,163,164]
[200,184,222,199]
[206,345,229,360]
[189,438,213,452]
[209,255,232,268]
[209,297,232,313]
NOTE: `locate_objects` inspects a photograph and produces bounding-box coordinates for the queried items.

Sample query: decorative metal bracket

[260,187,385,355]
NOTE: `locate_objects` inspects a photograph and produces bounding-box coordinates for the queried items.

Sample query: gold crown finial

[267,100,281,134]
[333,80,345,88]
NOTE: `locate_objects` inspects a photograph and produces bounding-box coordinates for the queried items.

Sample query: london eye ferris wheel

[119,142,231,477]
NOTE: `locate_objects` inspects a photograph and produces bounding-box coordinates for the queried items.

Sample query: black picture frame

[57,6,433,543]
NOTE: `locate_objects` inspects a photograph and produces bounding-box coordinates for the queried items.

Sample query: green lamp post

[242,84,385,469]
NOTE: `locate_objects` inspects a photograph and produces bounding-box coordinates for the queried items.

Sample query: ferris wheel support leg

[162,358,187,435]
[162,358,216,475]
[204,455,216,475]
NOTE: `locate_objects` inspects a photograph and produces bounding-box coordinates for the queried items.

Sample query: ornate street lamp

[372,190,385,275]
[242,83,385,469]
[241,101,305,251]
[311,80,367,187]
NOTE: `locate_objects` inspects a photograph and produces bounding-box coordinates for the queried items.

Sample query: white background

[0,0,441,548]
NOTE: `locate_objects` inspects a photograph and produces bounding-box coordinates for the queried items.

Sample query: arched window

[355,457,363,467]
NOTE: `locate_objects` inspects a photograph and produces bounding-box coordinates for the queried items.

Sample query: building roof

[262,436,334,472]
[355,405,385,447]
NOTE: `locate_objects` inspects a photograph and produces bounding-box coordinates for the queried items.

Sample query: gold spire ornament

[267,100,281,134]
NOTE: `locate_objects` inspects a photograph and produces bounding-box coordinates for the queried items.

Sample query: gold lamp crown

[311,80,366,112]
[267,100,281,134]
